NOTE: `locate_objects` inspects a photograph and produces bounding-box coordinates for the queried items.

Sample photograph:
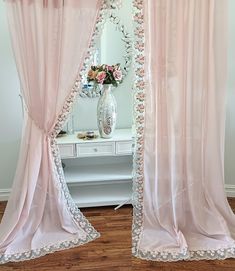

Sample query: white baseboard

[0,185,235,202]
[225,184,235,197]
[0,189,11,201]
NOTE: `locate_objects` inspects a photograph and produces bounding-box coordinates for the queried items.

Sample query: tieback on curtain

[21,77,81,139]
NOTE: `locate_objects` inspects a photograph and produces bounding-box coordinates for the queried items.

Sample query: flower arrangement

[87,64,123,87]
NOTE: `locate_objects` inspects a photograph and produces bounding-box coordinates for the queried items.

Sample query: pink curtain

[0,0,101,264]
[133,0,235,261]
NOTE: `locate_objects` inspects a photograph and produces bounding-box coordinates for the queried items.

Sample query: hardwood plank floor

[0,199,234,271]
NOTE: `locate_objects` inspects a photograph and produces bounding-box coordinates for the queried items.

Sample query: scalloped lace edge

[133,244,235,262]
[0,234,100,264]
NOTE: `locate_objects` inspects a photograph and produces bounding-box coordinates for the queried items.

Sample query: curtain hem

[133,244,235,262]
[0,233,100,264]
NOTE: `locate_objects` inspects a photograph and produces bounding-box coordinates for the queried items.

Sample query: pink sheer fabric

[0,0,101,264]
[133,0,235,261]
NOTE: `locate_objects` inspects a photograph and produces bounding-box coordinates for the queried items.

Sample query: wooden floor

[0,199,234,271]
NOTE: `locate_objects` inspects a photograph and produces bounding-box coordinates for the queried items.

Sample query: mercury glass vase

[97,84,117,139]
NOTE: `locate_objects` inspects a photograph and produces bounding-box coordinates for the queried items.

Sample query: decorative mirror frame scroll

[79,1,132,98]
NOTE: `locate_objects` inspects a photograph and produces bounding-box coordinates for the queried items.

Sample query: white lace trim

[131,0,235,262]
[133,244,235,262]
[132,0,146,261]
[0,236,99,264]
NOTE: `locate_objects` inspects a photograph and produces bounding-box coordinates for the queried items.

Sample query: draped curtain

[133,0,235,261]
[0,0,101,264]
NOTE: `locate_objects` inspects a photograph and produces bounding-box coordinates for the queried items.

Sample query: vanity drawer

[76,142,115,157]
[116,141,133,155]
[58,144,76,159]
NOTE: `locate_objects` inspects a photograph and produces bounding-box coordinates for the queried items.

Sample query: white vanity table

[56,128,133,207]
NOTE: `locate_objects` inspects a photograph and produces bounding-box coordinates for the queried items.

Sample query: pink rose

[113,69,123,81]
[108,65,114,72]
[96,71,106,84]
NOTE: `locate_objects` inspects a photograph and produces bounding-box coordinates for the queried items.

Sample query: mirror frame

[79,9,132,98]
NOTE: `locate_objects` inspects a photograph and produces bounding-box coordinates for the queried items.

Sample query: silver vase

[97,84,117,139]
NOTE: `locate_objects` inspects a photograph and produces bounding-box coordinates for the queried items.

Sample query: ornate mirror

[79,11,132,98]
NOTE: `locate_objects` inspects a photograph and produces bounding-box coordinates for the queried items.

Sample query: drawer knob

[94,148,98,152]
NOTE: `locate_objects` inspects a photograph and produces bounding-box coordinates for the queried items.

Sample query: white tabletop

[56,128,134,144]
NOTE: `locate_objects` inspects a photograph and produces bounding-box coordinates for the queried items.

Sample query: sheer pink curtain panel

[0,0,102,264]
[133,0,235,261]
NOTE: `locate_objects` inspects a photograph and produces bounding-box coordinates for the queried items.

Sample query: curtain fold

[0,0,101,264]
[133,0,235,261]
